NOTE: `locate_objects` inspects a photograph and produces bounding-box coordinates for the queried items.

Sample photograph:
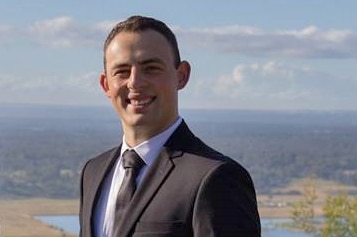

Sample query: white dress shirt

[94,117,182,237]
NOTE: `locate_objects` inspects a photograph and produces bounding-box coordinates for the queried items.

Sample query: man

[80,15,261,237]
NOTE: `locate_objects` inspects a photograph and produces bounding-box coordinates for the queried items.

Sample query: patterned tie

[115,149,145,215]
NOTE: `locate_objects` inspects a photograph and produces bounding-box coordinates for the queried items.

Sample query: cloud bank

[180,25,357,58]
[1,61,356,110]
[184,61,357,110]
[1,16,357,58]
[0,71,104,105]
[27,16,116,48]
[1,16,357,110]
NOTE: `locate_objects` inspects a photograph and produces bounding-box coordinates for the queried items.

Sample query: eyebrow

[137,57,165,66]
[109,57,166,71]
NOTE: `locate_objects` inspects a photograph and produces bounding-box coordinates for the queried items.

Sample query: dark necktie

[115,149,145,215]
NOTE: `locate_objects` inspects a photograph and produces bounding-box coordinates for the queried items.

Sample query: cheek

[158,77,178,92]
[161,86,178,105]
[108,80,125,95]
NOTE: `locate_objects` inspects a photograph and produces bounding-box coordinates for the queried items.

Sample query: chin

[125,113,152,127]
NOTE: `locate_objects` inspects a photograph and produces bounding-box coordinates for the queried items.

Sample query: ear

[177,60,191,90]
[99,72,111,98]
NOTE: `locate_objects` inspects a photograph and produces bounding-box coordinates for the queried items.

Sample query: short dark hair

[103,15,181,70]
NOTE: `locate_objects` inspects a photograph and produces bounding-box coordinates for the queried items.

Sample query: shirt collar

[121,117,182,167]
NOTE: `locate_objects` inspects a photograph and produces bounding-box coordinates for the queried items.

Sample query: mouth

[126,96,156,108]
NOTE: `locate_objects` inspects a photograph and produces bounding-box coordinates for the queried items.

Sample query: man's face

[100,30,189,137]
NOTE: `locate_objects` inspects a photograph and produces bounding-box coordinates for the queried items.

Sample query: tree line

[1,117,357,198]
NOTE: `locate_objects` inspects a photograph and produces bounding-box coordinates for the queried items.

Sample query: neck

[123,127,150,147]
[122,118,179,147]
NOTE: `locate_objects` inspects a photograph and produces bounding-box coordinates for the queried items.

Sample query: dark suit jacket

[80,121,261,237]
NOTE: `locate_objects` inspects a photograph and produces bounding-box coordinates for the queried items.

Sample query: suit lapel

[114,147,177,237]
[86,146,121,228]
[113,121,194,237]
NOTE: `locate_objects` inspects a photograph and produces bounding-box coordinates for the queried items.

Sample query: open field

[1,178,356,237]
[259,178,357,218]
[0,199,78,237]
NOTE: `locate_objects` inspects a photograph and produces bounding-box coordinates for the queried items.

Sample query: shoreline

[0,197,306,237]
[2,179,355,236]
[0,198,79,237]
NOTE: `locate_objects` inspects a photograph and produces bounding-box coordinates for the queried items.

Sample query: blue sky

[1,1,357,110]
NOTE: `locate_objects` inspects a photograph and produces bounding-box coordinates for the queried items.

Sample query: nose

[127,67,146,90]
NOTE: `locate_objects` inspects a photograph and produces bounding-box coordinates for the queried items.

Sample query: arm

[78,159,91,237]
[78,161,86,237]
[192,161,261,237]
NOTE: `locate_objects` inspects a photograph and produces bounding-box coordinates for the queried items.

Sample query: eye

[113,69,131,79]
[143,64,162,74]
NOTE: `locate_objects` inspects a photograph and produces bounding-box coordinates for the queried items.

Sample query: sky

[1,1,357,111]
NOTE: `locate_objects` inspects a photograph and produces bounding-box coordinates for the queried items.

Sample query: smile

[126,97,156,107]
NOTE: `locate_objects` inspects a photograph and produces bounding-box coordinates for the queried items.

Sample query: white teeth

[132,99,151,106]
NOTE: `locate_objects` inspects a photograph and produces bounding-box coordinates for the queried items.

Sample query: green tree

[320,194,357,237]
[291,178,318,235]
[291,180,357,237]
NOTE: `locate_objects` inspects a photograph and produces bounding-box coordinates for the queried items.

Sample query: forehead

[105,30,174,65]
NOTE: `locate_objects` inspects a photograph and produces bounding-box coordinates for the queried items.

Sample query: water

[36,215,79,234]
[262,218,311,237]
[36,215,311,236]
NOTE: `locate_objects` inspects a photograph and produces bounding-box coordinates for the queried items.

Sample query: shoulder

[181,150,253,186]
[167,120,252,180]
[166,120,229,159]
[190,152,261,234]
[81,146,120,174]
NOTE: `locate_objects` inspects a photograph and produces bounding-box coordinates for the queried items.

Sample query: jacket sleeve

[79,159,91,237]
[192,161,261,237]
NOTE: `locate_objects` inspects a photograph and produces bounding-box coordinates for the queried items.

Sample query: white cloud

[2,62,357,110]
[180,25,357,58]
[66,71,100,92]
[184,61,357,110]
[0,71,99,92]
[0,24,12,34]
[92,20,118,33]
[0,72,105,105]
[2,16,357,59]
[2,17,357,110]
[190,25,263,35]
[0,24,15,42]
[27,16,114,48]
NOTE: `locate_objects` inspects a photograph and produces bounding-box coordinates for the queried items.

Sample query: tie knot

[122,149,145,171]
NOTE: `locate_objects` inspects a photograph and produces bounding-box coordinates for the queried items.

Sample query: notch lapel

[113,147,179,237]
[83,146,121,234]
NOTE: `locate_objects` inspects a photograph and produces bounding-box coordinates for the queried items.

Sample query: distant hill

[1,104,357,198]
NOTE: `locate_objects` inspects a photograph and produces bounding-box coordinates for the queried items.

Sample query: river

[36,215,311,236]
